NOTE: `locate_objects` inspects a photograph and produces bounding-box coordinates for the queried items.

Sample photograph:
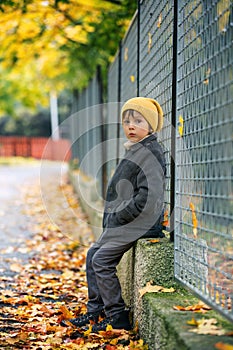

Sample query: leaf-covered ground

[0,165,147,349]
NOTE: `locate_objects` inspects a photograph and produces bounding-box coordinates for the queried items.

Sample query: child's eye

[135,119,142,124]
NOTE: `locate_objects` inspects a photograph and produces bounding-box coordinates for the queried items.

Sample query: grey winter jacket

[96,134,166,248]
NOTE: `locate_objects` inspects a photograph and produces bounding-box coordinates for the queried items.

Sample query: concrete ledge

[141,293,233,350]
[118,239,233,350]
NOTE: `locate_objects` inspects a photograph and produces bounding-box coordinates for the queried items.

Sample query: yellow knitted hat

[121,97,164,132]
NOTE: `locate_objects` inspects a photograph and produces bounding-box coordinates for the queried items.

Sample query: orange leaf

[58,305,73,320]
[162,209,169,226]
[149,239,160,243]
[173,301,211,313]
[215,342,233,350]
[173,305,186,311]
[105,345,117,350]
[189,202,198,238]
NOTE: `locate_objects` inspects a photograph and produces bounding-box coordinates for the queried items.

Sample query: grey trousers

[86,242,134,317]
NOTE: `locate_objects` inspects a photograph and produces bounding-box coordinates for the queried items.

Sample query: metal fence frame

[69,0,233,322]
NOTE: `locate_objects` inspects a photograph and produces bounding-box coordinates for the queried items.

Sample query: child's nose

[129,122,135,128]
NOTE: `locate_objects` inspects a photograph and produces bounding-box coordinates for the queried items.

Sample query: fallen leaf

[215,342,233,350]
[187,317,199,326]
[173,300,211,313]
[10,263,23,273]
[157,13,162,27]
[162,209,169,227]
[178,115,184,137]
[189,318,226,336]
[130,75,135,82]
[189,202,198,238]
[124,47,128,61]
[148,32,152,53]
[149,239,160,243]
[58,305,73,320]
[139,281,175,297]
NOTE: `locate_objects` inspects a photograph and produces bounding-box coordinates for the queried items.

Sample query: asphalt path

[0,161,65,275]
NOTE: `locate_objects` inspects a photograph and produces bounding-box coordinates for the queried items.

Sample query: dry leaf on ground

[139,281,175,297]
[173,300,211,313]
[215,342,233,350]
[188,318,226,336]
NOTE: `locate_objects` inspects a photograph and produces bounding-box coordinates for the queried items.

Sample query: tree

[0,0,136,117]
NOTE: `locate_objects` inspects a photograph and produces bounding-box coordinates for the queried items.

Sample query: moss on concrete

[133,238,180,328]
[140,292,233,350]
[117,238,233,350]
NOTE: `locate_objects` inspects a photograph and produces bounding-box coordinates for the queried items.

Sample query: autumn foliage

[0,0,136,115]
[0,178,147,349]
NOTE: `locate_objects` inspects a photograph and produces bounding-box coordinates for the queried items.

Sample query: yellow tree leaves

[0,0,132,113]
[0,0,110,65]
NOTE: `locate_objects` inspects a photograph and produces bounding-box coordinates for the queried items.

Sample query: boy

[61,97,166,332]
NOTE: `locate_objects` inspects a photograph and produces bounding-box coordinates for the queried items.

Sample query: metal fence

[69,0,233,322]
[174,0,233,322]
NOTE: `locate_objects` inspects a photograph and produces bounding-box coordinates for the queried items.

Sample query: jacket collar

[124,133,157,152]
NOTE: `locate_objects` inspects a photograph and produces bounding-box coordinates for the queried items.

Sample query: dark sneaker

[88,310,132,333]
[60,309,105,327]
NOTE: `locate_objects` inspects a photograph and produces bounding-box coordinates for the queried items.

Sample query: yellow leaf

[178,115,184,137]
[62,269,75,279]
[124,47,128,61]
[187,317,199,326]
[106,324,113,331]
[162,287,176,293]
[130,75,135,82]
[84,325,92,336]
[139,281,175,297]
[157,13,162,27]
[189,318,226,336]
[148,32,152,53]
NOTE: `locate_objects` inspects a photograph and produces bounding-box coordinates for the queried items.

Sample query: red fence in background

[0,136,71,161]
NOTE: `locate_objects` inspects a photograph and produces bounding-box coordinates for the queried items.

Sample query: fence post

[137,0,140,97]
[97,65,106,199]
[116,42,122,165]
[170,0,178,243]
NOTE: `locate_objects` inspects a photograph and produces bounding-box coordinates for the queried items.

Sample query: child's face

[122,110,151,142]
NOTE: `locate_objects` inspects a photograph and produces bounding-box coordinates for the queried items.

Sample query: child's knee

[86,245,99,265]
[92,252,103,272]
